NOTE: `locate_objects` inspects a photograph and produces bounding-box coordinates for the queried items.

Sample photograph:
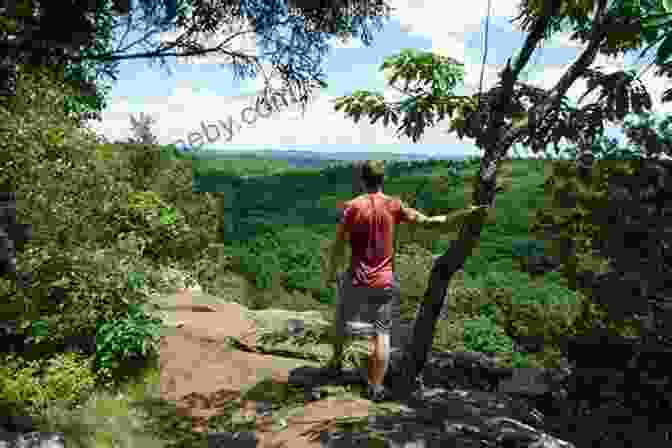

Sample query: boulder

[0,431,65,448]
[524,255,561,276]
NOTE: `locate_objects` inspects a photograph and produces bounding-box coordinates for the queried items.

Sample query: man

[322,160,487,402]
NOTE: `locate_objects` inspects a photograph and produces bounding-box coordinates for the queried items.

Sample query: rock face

[523,254,561,276]
[0,431,65,448]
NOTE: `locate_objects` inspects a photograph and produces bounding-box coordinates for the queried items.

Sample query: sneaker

[367,383,393,402]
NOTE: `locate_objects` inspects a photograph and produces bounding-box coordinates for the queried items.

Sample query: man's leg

[368,331,390,386]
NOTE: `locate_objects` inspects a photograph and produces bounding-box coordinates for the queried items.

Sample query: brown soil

[156,289,374,447]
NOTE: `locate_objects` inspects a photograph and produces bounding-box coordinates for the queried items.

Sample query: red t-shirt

[339,192,404,289]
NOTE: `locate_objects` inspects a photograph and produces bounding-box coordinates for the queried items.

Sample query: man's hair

[360,160,385,190]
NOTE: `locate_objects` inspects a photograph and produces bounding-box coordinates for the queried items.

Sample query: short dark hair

[361,160,385,190]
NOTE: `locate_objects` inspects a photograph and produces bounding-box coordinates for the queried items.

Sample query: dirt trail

[143,288,587,448]
[154,289,376,447]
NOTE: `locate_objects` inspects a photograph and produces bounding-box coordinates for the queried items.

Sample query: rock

[0,320,26,353]
[206,431,257,448]
[0,432,65,448]
[286,318,305,337]
[498,368,553,396]
[62,334,96,355]
[524,255,561,276]
[3,417,33,435]
[511,335,545,353]
[304,386,322,402]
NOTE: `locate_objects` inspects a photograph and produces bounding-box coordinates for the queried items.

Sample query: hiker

[322,159,487,402]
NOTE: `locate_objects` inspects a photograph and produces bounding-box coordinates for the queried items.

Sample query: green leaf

[664,0,672,13]
[641,12,672,29]
[159,207,177,225]
[400,97,417,113]
[656,34,672,64]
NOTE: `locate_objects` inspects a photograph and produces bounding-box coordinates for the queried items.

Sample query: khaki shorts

[334,270,401,339]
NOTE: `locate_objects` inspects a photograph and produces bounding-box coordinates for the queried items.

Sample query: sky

[82,0,672,160]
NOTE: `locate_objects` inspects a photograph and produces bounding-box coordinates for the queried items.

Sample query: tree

[0,0,124,124]
[0,0,395,127]
[127,112,159,145]
[333,0,667,388]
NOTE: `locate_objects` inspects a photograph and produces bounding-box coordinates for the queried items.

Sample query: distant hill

[184,148,470,170]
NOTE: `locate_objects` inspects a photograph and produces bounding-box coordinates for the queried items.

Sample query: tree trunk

[388,150,501,389]
[384,0,612,390]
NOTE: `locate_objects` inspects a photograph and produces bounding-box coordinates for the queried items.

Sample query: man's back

[341,192,423,288]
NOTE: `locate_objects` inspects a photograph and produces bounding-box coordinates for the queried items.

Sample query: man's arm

[401,201,489,232]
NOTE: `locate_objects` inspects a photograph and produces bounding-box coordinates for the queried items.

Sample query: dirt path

[146,289,580,448]
[153,289,378,447]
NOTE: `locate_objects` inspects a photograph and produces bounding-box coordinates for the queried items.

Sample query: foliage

[6,245,156,349]
[111,142,174,191]
[229,228,328,300]
[460,270,584,346]
[93,302,163,386]
[329,0,669,380]
[0,63,133,251]
[638,0,672,80]
[510,238,547,259]
[0,0,117,123]
[127,112,160,145]
[0,352,97,417]
[461,315,515,356]
[111,188,200,265]
[531,148,672,337]
[333,48,468,143]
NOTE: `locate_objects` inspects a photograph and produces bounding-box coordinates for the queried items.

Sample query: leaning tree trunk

[383,0,610,390]
[387,149,502,391]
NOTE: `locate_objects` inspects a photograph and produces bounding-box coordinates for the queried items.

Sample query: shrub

[230,228,326,294]
[510,238,547,259]
[462,315,515,356]
[93,302,163,386]
[6,246,156,351]
[461,270,584,346]
[110,189,200,265]
[0,352,97,417]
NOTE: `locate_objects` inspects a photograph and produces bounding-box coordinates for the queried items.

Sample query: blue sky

[84,0,672,160]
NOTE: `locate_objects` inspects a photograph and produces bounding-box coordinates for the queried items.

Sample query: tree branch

[499,0,611,155]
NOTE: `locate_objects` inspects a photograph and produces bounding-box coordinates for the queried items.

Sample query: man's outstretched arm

[401,202,490,232]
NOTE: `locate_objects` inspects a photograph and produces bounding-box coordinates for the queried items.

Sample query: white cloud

[88,0,672,155]
[390,0,521,35]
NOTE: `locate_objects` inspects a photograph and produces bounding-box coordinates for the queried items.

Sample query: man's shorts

[334,269,401,339]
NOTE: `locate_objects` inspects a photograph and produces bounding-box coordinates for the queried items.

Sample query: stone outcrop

[3,288,670,447]
[0,431,65,448]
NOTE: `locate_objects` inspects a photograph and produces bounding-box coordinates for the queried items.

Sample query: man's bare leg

[368,333,390,386]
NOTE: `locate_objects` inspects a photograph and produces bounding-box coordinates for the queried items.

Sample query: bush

[6,246,156,351]
[0,352,97,417]
[462,315,515,356]
[109,189,201,265]
[93,302,163,386]
[230,228,326,294]
[460,270,584,346]
[510,238,546,259]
